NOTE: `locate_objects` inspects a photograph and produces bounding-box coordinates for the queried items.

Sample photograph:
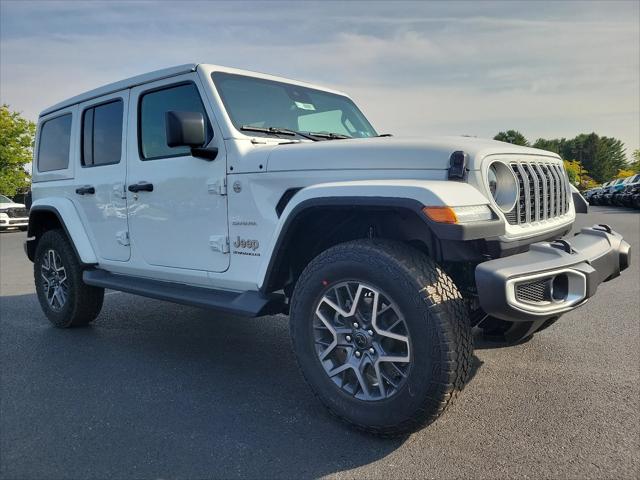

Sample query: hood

[265,136,559,172]
[0,202,25,208]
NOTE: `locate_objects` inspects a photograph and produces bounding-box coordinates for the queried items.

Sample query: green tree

[533,137,564,154]
[630,149,640,173]
[532,132,627,183]
[562,159,596,189]
[563,159,584,185]
[0,105,35,197]
[559,133,626,182]
[493,130,529,146]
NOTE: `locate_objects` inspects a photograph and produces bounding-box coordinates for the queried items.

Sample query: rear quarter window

[38,114,72,172]
[82,100,124,167]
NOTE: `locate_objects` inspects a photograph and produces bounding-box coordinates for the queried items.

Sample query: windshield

[212,72,377,139]
[0,195,12,203]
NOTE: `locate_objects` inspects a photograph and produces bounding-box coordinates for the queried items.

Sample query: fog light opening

[551,274,569,302]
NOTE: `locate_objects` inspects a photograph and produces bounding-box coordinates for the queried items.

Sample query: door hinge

[209,235,229,253]
[207,178,227,196]
[116,230,130,246]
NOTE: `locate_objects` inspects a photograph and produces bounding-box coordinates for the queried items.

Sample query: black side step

[83,269,285,317]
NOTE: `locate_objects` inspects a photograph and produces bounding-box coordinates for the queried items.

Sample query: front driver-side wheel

[289,240,472,436]
[34,229,104,327]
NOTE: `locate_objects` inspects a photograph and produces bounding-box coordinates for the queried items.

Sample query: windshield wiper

[240,125,319,141]
[305,131,352,140]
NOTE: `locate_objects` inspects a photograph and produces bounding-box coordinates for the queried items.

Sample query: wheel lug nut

[346,335,352,342]
[369,347,375,354]
[353,322,359,328]
[355,351,361,358]
[367,329,374,335]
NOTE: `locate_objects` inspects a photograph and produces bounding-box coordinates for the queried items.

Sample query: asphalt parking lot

[1,206,639,480]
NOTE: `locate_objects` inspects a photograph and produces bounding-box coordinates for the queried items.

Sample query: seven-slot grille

[6,207,28,218]
[506,162,571,225]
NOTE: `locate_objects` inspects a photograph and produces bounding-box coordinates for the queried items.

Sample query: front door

[126,74,229,273]
[73,92,130,262]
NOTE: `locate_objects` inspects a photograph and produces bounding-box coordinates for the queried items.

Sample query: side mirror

[165,111,206,148]
[570,184,589,214]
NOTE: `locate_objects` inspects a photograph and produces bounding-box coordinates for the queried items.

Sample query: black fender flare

[259,196,504,293]
[25,205,94,264]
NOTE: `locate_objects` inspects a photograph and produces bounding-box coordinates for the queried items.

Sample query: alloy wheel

[40,249,69,311]
[313,281,411,401]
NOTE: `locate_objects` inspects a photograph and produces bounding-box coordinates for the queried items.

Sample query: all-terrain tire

[34,229,104,327]
[289,239,473,437]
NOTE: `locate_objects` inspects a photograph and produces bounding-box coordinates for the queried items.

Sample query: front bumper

[0,217,28,228]
[476,224,630,322]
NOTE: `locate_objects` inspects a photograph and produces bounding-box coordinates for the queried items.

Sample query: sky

[1,1,639,159]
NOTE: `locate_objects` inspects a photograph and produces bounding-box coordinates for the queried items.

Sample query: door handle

[75,185,95,195]
[128,182,154,193]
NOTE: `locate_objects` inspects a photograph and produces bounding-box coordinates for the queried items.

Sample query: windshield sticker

[294,101,316,111]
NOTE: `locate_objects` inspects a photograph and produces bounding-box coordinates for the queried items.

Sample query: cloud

[1,0,638,156]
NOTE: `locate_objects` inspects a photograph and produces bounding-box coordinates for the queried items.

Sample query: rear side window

[82,100,124,167]
[38,114,72,172]
[139,83,212,160]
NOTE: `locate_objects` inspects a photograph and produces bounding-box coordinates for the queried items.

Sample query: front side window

[38,114,72,172]
[139,83,212,160]
[82,100,123,167]
[0,195,12,203]
[212,72,377,139]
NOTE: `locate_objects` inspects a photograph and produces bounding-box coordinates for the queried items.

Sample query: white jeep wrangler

[26,64,630,436]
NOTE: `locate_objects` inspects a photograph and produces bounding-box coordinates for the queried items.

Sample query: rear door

[126,74,229,272]
[73,91,130,261]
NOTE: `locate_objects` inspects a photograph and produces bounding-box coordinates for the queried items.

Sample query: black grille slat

[555,164,569,214]
[546,165,556,217]
[525,164,540,221]
[510,163,526,224]
[504,209,518,224]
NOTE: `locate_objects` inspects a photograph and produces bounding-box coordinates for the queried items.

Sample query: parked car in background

[585,175,640,209]
[614,175,640,206]
[589,182,610,205]
[633,187,640,209]
[619,175,640,208]
[602,178,626,205]
[583,187,600,204]
[0,194,29,231]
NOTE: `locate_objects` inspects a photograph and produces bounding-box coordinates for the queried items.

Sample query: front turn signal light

[423,205,493,224]
[422,206,458,224]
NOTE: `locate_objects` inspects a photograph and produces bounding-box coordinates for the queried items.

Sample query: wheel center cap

[353,332,369,349]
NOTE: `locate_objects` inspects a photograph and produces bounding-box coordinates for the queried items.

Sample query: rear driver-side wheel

[289,240,473,436]
[34,229,104,327]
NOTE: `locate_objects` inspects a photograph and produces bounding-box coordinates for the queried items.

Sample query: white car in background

[0,194,29,231]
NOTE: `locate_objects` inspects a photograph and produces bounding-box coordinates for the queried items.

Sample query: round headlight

[488,162,518,212]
